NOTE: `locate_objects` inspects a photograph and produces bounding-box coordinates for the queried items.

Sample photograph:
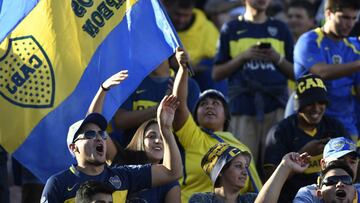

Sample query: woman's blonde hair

[125,119,158,152]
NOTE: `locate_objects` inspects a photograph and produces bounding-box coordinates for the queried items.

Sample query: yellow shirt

[176,115,262,203]
[178,9,219,66]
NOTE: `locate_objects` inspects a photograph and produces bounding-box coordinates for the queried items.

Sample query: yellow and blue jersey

[215,16,294,116]
[294,28,360,136]
[41,164,151,203]
[175,115,262,203]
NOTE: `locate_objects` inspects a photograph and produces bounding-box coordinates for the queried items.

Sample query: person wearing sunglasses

[255,153,358,203]
[316,160,357,203]
[85,69,182,202]
[40,70,183,203]
[294,137,360,203]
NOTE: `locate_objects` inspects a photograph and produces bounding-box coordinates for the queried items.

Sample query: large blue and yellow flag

[0,0,178,182]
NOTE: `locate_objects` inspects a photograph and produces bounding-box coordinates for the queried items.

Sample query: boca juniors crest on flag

[0,0,179,182]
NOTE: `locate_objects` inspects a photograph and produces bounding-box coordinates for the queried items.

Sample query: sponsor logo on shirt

[236,29,247,35]
[67,183,78,191]
[136,89,146,94]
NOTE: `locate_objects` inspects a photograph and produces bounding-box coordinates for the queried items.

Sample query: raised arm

[172,47,191,131]
[151,95,183,186]
[87,70,128,114]
[87,70,128,164]
[255,152,310,203]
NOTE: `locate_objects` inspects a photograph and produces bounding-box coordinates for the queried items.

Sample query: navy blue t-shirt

[215,16,293,116]
[41,164,151,203]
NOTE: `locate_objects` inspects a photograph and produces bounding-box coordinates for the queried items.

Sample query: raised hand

[157,95,180,129]
[282,152,310,174]
[175,47,189,68]
[101,70,129,90]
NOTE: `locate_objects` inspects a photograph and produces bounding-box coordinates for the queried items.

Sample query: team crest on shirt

[332,55,342,64]
[267,26,278,36]
[109,175,122,189]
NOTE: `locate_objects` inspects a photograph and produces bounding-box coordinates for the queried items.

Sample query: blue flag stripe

[0,0,39,43]
[12,0,178,182]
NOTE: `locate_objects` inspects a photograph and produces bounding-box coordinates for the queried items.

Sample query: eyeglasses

[73,130,108,143]
[321,175,353,187]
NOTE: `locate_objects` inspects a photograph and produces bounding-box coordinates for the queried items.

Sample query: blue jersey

[116,75,200,146]
[214,16,293,116]
[127,180,178,202]
[294,28,360,135]
[41,164,151,203]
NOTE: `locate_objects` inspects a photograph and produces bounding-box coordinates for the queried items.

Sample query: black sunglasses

[321,175,353,187]
[73,130,107,143]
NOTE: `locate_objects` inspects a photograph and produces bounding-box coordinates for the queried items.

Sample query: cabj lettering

[297,77,326,94]
[6,55,43,94]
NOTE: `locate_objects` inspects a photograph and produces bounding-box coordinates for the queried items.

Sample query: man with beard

[294,0,360,142]
[40,94,182,203]
[263,74,350,202]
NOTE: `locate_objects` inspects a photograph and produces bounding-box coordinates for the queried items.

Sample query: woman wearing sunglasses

[87,70,181,203]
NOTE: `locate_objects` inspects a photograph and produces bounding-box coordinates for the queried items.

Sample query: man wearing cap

[294,137,360,202]
[40,95,183,203]
[294,0,360,141]
[263,74,349,202]
[256,155,358,203]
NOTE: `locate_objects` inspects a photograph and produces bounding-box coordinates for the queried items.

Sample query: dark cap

[193,89,230,130]
[201,143,251,184]
[295,74,328,109]
[67,113,107,156]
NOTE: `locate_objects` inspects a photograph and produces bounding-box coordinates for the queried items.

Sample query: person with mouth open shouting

[77,69,181,202]
[256,153,359,203]
[263,74,350,202]
[316,160,358,203]
[40,70,183,203]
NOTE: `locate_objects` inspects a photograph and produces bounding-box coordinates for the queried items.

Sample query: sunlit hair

[126,119,158,152]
